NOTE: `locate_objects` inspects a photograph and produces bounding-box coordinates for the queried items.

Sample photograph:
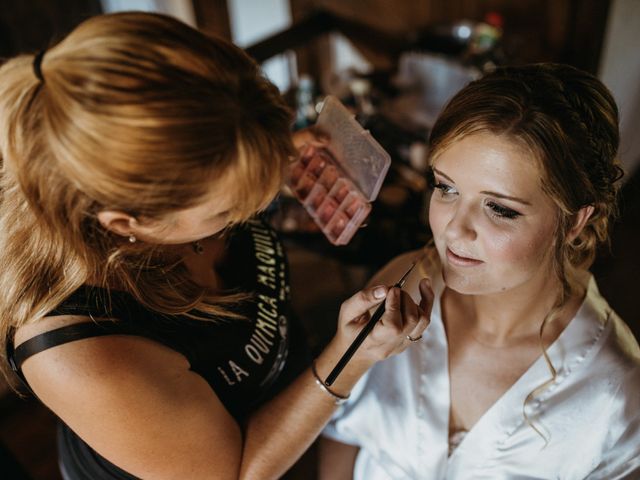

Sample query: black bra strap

[11,321,124,372]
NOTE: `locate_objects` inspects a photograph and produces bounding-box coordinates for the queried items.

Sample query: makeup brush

[325,257,421,386]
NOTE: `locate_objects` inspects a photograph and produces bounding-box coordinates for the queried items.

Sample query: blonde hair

[428,63,622,443]
[0,12,295,387]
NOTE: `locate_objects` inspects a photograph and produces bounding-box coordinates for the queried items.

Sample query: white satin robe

[323,269,640,479]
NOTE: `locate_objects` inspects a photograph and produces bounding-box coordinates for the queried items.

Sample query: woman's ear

[96,210,139,238]
[567,205,595,242]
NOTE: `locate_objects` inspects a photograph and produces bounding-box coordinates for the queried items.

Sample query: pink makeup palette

[287,96,391,245]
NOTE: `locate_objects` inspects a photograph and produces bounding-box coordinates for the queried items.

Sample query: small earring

[192,240,204,254]
[128,234,136,243]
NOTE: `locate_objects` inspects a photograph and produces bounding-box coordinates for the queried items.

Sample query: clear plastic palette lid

[315,96,391,201]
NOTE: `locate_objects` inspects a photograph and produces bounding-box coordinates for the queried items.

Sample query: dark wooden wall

[1,1,612,75]
[288,0,611,75]
[0,0,101,57]
[193,0,232,40]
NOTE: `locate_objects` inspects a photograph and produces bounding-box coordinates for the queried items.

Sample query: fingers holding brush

[324,258,427,386]
[405,278,434,344]
[363,287,424,358]
[338,285,388,329]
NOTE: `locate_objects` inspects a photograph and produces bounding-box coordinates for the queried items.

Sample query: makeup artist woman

[320,64,640,479]
[0,12,431,480]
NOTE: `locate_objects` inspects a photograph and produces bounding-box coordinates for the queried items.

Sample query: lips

[446,247,483,267]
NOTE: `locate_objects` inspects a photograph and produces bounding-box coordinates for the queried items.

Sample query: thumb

[340,285,387,321]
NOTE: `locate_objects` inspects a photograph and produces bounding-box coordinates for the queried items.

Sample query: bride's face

[429,132,559,296]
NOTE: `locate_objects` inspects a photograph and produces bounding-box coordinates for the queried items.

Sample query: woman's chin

[442,268,490,296]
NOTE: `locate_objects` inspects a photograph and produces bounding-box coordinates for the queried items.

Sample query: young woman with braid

[0,12,432,479]
[320,64,640,479]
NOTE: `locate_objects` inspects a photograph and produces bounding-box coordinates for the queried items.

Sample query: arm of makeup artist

[19,281,431,479]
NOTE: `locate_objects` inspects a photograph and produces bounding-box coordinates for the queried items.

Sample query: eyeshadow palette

[287,96,391,246]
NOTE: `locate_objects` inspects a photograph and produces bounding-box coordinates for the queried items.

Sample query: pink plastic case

[287,96,391,245]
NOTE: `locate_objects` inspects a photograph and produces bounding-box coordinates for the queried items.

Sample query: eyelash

[486,201,521,219]
[433,182,456,196]
[433,182,522,220]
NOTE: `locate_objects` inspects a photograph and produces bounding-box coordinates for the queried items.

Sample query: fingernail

[373,286,387,299]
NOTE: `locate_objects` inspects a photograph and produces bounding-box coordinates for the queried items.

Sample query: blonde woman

[320,64,640,479]
[0,12,432,479]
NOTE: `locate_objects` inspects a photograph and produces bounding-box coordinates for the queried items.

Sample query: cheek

[484,230,525,263]
[428,198,447,236]
[483,222,554,269]
[167,216,228,242]
[196,218,229,237]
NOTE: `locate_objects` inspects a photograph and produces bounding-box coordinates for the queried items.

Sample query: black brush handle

[324,301,386,386]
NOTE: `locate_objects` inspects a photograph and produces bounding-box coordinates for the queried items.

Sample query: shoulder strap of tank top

[9,321,129,373]
[6,321,131,397]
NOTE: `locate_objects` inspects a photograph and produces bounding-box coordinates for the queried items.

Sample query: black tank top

[7,218,309,478]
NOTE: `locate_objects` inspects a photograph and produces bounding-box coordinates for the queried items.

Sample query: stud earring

[128,234,136,243]
[192,240,204,254]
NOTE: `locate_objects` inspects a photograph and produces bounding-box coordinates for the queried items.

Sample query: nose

[444,203,477,244]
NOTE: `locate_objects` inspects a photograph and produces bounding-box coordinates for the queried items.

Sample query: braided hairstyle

[428,63,623,299]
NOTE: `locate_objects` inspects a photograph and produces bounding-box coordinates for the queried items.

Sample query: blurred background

[1,1,638,478]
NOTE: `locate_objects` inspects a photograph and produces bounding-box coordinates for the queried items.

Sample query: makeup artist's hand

[337,278,433,365]
[292,125,330,151]
[292,126,330,166]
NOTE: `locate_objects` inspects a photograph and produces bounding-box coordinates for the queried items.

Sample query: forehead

[432,133,543,195]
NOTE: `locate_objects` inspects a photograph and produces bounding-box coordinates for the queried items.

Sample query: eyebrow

[432,167,532,206]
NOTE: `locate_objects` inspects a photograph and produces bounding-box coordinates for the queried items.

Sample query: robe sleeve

[584,367,640,480]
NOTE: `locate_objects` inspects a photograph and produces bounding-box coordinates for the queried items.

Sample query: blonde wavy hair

[427,63,623,443]
[0,12,295,387]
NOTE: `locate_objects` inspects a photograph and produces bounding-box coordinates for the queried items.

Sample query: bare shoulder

[16,317,242,478]
[15,315,190,400]
[17,316,192,396]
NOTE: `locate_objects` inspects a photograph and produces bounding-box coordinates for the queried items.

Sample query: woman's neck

[445,270,587,347]
[179,236,229,290]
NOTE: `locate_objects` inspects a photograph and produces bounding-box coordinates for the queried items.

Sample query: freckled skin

[429,133,558,297]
